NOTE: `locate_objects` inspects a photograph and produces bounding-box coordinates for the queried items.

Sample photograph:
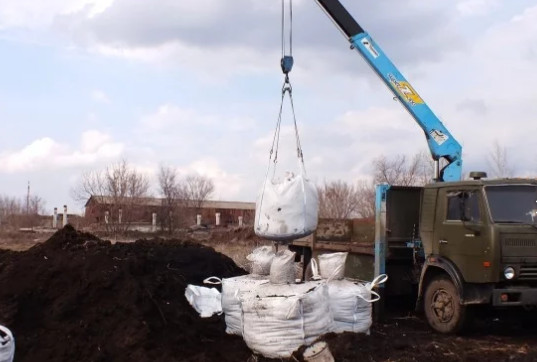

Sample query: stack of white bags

[186,247,387,359]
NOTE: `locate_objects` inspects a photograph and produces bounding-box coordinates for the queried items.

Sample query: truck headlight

[504,267,515,280]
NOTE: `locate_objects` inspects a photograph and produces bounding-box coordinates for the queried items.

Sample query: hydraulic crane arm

[315,0,462,182]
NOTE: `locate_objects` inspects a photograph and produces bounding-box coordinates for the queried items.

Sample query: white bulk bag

[240,281,332,359]
[246,245,275,275]
[184,285,222,318]
[0,325,15,362]
[204,275,269,336]
[255,87,319,242]
[326,274,387,334]
[255,169,319,242]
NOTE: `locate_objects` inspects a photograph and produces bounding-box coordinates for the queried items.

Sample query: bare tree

[373,151,433,186]
[317,180,361,219]
[73,159,150,233]
[0,194,46,229]
[336,151,434,220]
[183,174,215,212]
[487,140,512,178]
[0,195,20,229]
[355,180,376,219]
[158,165,188,233]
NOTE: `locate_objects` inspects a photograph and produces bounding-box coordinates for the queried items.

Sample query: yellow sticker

[388,74,424,105]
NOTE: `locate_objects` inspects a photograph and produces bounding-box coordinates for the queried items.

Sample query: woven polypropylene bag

[255,172,318,242]
[246,246,275,275]
[269,249,296,284]
[318,252,348,280]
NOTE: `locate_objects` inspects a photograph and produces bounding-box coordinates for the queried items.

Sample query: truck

[288,0,537,333]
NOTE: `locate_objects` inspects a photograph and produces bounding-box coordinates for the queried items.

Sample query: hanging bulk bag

[255,76,319,242]
[255,167,318,241]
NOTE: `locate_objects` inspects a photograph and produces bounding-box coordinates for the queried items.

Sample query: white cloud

[479,5,537,71]
[139,104,216,131]
[0,0,114,29]
[90,41,276,81]
[135,103,262,166]
[47,0,462,79]
[0,138,65,173]
[80,129,113,153]
[0,130,124,173]
[456,0,500,16]
[91,89,110,103]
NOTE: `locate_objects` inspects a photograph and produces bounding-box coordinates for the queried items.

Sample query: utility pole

[26,181,30,214]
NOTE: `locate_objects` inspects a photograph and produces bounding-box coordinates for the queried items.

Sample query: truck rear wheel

[424,276,467,334]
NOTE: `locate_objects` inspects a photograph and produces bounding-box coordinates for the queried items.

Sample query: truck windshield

[486,185,537,223]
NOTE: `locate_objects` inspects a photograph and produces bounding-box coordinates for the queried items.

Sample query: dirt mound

[3,226,537,361]
[0,225,251,362]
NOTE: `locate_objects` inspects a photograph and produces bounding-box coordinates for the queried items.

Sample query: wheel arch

[416,256,464,312]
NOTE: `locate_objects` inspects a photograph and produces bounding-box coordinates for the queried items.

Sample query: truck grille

[501,236,537,257]
[519,265,537,280]
[504,238,537,247]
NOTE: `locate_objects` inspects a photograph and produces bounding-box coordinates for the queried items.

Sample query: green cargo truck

[291,177,537,333]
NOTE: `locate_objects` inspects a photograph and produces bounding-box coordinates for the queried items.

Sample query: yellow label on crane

[388,74,424,106]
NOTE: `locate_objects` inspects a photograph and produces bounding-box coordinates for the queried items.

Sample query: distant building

[84,195,255,227]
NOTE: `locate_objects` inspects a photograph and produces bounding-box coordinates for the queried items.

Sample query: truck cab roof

[425,178,537,189]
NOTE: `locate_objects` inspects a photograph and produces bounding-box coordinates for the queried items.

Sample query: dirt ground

[1,226,537,361]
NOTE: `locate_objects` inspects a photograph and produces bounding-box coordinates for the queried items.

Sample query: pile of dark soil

[0,225,251,362]
[2,226,537,362]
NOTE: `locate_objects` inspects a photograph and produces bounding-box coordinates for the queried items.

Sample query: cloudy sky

[1,0,536,214]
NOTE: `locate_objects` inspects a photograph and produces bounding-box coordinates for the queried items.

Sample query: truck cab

[417,176,537,332]
[290,176,537,333]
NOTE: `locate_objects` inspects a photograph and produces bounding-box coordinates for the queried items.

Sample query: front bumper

[492,287,537,306]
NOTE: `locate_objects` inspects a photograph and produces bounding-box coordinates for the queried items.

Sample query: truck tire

[424,276,467,334]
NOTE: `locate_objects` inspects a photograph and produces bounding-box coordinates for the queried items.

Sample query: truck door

[436,188,491,283]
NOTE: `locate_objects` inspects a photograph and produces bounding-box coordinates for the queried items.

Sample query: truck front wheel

[424,276,467,334]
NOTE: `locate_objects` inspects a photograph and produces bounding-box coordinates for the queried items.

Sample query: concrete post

[215,213,221,226]
[196,214,202,226]
[152,213,157,232]
[53,207,58,228]
[118,208,123,224]
[62,205,68,227]
[105,211,109,224]
[238,216,243,227]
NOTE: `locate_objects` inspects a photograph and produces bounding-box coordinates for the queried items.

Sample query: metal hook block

[281,55,294,74]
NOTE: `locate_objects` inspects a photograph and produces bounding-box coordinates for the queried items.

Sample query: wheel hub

[431,288,454,323]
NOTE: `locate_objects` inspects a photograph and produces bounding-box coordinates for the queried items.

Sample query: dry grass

[0,229,54,251]
[202,235,273,272]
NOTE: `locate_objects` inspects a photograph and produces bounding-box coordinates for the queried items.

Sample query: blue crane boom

[315,0,462,182]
